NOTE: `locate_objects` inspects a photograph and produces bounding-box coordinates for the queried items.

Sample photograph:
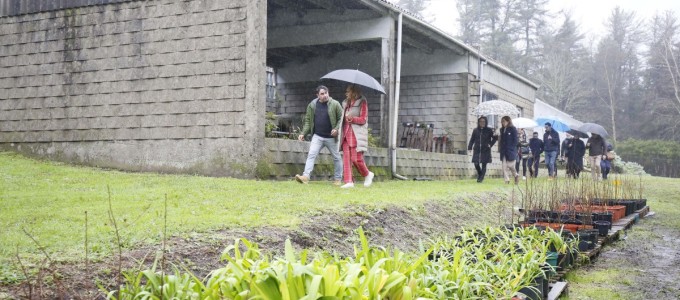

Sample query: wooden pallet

[547,282,568,300]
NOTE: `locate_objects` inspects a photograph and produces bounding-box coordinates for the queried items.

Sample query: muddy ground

[0,192,513,299]
[566,211,680,299]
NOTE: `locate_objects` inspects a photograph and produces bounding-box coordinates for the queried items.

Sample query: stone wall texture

[263,138,502,181]
[0,0,267,177]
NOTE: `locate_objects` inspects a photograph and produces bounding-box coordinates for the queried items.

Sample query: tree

[456,0,523,70]
[516,0,549,74]
[645,11,680,139]
[592,7,643,143]
[536,13,589,113]
[395,0,432,21]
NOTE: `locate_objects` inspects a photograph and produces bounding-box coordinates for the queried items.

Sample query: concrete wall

[262,138,502,180]
[0,0,267,177]
[397,73,469,152]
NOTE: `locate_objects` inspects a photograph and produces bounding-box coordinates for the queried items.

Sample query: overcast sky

[406,0,680,40]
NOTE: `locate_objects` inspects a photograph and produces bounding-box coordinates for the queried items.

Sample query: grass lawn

[0,151,510,265]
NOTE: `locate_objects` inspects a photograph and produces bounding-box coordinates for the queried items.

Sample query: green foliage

[109,226,573,299]
[264,112,278,138]
[617,139,680,159]
[367,127,381,148]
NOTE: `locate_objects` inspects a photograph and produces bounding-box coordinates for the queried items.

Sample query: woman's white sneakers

[339,172,375,188]
[364,172,375,187]
[340,182,355,188]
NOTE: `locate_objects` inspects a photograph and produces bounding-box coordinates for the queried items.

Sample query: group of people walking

[293,87,614,187]
[294,85,374,188]
[467,116,614,184]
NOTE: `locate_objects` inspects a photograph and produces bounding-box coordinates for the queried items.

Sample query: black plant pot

[541,263,553,295]
[593,212,613,229]
[635,199,647,210]
[593,221,611,236]
[578,240,591,251]
[518,275,544,300]
[576,213,593,225]
[618,201,636,216]
[579,229,600,246]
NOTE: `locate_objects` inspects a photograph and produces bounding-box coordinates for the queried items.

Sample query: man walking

[295,86,344,185]
[528,131,543,178]
[543,122,560,179]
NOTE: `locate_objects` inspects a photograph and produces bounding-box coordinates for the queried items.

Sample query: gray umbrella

[321,69,386,94]
[577,123,609,138]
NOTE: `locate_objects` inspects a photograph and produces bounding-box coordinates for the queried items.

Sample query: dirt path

[567,212,680,299]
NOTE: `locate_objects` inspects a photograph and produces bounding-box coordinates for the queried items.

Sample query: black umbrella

[321,69,386,94]
[567,129,589,139]
[577,123,609,138]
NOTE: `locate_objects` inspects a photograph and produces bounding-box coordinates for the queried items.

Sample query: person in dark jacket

[528,132,544,178]
[515,128,530,180]
[560,133,572,166]
[565,136,586,179]
[543,123,561,179]
[600,143,614,179]
[498,116,519,184]
[586,133,606,180]
[468,116,497,182]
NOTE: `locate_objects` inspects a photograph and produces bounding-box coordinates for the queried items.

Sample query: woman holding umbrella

[338,84,375,188]
[498,116,520,184]
[467,116,497,182]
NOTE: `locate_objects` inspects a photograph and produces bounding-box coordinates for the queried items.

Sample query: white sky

[408,0,680,41]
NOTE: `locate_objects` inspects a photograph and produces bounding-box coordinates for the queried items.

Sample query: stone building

[0,0,538,179]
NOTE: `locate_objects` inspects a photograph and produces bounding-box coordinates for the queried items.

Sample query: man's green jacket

[301,97,343,138]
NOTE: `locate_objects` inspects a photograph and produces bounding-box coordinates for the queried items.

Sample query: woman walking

[338,85,374,188]
[515,128,530,180]
[498,116,519,184]
[467,116,497,182]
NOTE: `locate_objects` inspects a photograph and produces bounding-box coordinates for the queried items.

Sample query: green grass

[0,151,509,265]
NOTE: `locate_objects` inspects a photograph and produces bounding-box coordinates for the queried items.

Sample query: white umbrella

[471,100,520,117]
[513,117,538,128]
[321,69,386,94]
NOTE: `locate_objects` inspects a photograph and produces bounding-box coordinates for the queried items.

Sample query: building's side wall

[0,0,266,177]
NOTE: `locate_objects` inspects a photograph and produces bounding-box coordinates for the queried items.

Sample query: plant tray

[526,222,593,233]
[558,205,626,221]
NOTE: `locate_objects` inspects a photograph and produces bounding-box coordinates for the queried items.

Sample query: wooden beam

[402,34,434,54]
[303,0,345,14]
[270,0,307,17]
[268,17,393,49]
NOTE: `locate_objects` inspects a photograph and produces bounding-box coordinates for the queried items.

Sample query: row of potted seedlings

[519,176,647,252]
[107,226,579,300]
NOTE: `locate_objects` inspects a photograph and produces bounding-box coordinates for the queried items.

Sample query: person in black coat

[565,136,586,179]
[528,131,544,178]
[498,116,519,184]
[468,116,497,182]
[586,133,606,180]
[515,129,530,179]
